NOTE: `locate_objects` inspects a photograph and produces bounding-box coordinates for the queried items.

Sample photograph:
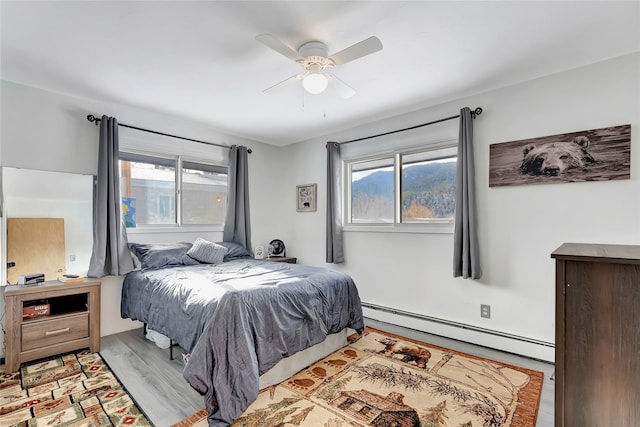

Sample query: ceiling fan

[255,34,383,99]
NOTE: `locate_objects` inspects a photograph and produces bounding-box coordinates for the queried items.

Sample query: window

[338,398,356,411]
[181,161,227,225]
[350,157,394,223]
[359,406,372,416]
[346,145,457,228]
[401,150,457,223]
[119,152,227,227]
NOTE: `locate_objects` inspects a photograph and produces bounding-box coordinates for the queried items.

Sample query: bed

[121,240,364,426]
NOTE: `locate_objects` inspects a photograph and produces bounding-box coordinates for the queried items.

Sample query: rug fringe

[170,409,207,427]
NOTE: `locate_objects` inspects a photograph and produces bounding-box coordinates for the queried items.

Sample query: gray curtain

[88,115,133,277]
[223,145,252,254]
[0,169,3,218]
[453,107,481,279]
[326,142,344,263]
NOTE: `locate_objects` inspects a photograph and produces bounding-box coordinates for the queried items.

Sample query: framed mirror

[1,167,94,285]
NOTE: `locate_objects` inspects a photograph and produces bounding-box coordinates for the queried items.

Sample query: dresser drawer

[21,314,89,351]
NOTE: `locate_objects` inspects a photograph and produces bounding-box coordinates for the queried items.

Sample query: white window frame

[119,149,228,234]
[343,142,457,234]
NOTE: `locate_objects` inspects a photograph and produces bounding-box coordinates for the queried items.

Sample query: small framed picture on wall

[296,183,317,212]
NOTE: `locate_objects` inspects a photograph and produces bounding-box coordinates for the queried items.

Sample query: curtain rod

[86,114,252,153]
[337,107,483,146]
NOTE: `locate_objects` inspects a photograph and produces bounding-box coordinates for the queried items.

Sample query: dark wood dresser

[551,243,640,427]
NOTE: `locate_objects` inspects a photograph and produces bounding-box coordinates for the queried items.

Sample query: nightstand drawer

[22,314,89,351]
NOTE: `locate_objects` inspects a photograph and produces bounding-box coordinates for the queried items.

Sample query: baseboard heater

[361,301,554,348]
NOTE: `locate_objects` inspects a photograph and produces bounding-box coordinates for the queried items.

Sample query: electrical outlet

[70,254,76,262]
[481,304,491,319]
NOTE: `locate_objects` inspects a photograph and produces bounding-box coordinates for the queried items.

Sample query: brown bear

[520,135,595,176]
[378,337,431,369]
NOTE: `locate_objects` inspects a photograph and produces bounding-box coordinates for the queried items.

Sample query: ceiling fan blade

[329,36,383,66]
[263,74,301,94]
[256,34,303,62]
[327,74,356,99]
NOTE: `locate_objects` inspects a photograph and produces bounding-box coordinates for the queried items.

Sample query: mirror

[1,167,94,285]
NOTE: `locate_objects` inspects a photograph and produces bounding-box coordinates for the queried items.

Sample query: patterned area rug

[0,350,152,426]
[174,327,544,427]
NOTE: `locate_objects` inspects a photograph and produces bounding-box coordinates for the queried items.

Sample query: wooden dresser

[4,280,101,372]
[552,243,640,426]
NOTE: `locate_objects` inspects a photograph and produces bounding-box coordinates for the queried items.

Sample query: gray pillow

[217,241,253,261]
[187,238,228,264]
[128,242,200,270]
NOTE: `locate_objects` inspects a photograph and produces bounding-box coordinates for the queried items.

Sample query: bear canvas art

[489,124,630,187]
[520,136,595,177]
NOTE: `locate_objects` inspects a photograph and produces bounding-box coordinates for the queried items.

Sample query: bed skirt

[146,327,348,389]
[258,329,348,389]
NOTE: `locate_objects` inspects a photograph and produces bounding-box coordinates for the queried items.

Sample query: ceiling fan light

[302,72,328,94]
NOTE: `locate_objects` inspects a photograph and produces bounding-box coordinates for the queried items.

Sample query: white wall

[1,53,637,362]
[284,52,640,361]
[0,80,291,343]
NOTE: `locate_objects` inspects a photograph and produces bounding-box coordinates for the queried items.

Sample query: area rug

[174,327,544,427]
[0,350,152,426]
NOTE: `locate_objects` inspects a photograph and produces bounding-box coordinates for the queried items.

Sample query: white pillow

[187,238,228,264]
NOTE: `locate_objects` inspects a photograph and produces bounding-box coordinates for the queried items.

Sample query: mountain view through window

[351,156,456,223]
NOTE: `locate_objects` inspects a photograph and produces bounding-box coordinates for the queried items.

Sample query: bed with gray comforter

[121,244,364,426]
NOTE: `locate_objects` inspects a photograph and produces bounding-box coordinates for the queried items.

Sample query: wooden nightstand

[265,256,297,264]
[4,280,101,372]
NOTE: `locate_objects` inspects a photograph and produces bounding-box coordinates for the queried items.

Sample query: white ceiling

[1,1,639,146]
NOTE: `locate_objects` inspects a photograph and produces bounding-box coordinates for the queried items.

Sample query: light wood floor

[99,318,555,427]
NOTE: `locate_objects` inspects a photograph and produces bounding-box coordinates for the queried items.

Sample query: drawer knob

[45,327,70,336]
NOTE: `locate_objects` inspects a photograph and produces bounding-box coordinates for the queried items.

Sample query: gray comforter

[121,259,364,426]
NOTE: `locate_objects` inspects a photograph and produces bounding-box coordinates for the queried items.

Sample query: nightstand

[4,280,101,372]
[265,256,297,264]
